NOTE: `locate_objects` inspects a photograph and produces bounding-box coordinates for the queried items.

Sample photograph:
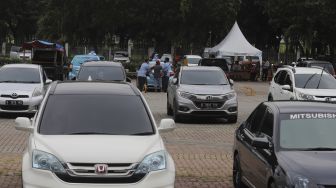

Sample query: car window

[284,73,292,86]
[279,113,336,149]
[245,104,266,134]
[276,71,287,85]
[188,58,201,65]
[39,95,154,135]
[0,67,41,83]
[294,73,336,89]
[258,108,274,137]
[78,66,125,81]
[199,59,229,72]
[180,69,228,85]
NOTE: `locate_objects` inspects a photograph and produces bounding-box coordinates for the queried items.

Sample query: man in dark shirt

[153,60,163,92]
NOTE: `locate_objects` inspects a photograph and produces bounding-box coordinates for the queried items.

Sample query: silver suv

[167,66,238,123]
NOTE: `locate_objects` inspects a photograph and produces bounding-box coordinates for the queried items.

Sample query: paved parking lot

[0,81,268,188]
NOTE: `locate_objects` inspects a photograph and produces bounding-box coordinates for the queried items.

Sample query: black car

[296,60,336,77]
[198,58,230,73]
[233,101,336,188]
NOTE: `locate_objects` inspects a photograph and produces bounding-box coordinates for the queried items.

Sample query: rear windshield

[71,56,99,66]
[39,95,154,135]
[180,69,228,85]
[188,58,201,65]
[0,67,40,83]
[280,113,336,150]
[294,73,336,89]
[78,66,125,81]
[199,59,229,72]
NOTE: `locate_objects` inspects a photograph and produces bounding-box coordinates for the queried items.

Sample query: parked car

[181,55,202,67]
[77,61,130,82]
[0,64,51,114]
[15,81,176,188]
[9,46,31,60]
[68,54,100,80]
[146,60,173,91]
[113,51,130,64]
[233,101,336,187]
[268,66,336,102]
[296,60,336,77]
[167,66,238,123]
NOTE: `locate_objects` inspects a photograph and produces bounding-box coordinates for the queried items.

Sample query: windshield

[39,95,154,135]
[180,70,228,85]
[0,67,40,83]
[294,73,336,89]
[188,58,201,65]
[280,113,336,150]
[310,63,335,75]
[71,56,99,66]
[78,66,125,81]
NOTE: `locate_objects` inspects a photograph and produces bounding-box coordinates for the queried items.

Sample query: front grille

[56,162,145,184]
[1,94,29,99]
[0,105,29,111]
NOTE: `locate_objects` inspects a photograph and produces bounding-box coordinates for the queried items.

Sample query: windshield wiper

[303,73,317,88]
[68,132,110,135]
[0,80,19,83]
[301,147,336,151]
[21,81,40,83]
[316,65,325,89]
[131,132,154,135]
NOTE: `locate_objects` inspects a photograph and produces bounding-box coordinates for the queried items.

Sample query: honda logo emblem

[326,97,331,102]
[94,164,108,175]
[206,95,213,100]
[11,93,18,98]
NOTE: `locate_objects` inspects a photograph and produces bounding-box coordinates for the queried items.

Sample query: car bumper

[0,95,43,113]
[22,152,175,188]
[176,96,238,117]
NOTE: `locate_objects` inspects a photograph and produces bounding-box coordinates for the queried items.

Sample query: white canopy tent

[210,22,263,76]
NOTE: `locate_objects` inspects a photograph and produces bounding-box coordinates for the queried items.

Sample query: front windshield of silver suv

[39,95,154,135]
[0,67,40,83]
[294,73,336,89]
[180,70,228,85]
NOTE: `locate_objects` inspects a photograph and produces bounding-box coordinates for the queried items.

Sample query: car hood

[34,135,163,163]
[179,84,233,95]
[278,151,336,185]
[0,83,40,94]
[295,88,336,97]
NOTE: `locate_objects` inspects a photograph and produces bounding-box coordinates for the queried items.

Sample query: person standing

[162,58,171,92]
[153,60,163,92]
[137,59,150,92]
[262,60,270,81]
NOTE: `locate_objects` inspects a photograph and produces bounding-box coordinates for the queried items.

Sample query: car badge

[326,97,331,102]
[11,93,18,98]
[94,164,108,175]
[206,95,213,100]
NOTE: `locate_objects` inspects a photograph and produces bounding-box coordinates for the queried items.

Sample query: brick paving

[0,81,268,188]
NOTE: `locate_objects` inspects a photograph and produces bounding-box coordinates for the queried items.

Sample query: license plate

[5,100,23,105]
[200,103,219,109]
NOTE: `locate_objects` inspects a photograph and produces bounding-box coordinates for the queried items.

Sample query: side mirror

[172,78,178,85]
[126,77,132,83]
[282,85,292,92]
[45,79,52,84]
[158,119,176,133]
[243,129,270,149]
[230,79,234,85]
[15,117,33,133]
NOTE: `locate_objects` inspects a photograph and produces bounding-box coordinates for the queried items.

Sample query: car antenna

[316,65,325,89]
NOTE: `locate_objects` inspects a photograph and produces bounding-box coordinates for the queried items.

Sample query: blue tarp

[22,40,65,52]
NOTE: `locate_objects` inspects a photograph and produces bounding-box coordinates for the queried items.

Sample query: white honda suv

[268,66,336,102]
[15,81,176,188]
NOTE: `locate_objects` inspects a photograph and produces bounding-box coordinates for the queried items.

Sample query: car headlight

[32,150,66,174]
[177,90,192,99]
[286,172,321,188]
[224,92,236,100]
[135,151,166,174]
[298,92,314,100]
[32,88,42,97]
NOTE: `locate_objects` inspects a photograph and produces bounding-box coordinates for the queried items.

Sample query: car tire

[227,115,238,124]
[173,100,182,122]
[268,94,273,101]
[167,95,173,116]
[233,154,247,188]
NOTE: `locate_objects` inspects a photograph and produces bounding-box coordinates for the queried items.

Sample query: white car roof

[279,67,329,75]
[185,55,202,59]
[2,63,40,69]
